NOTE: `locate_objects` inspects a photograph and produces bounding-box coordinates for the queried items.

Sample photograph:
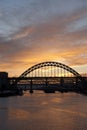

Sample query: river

[0,91,87,130]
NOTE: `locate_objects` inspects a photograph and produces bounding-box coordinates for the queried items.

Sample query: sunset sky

[0,0,87,76]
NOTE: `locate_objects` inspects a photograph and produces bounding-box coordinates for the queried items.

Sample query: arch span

[19,61,82,78]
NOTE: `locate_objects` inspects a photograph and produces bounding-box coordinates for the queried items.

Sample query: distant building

[0,72,9,91]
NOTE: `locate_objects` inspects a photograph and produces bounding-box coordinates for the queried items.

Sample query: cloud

[0,0,87,76]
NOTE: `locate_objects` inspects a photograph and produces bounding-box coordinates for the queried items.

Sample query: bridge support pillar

[45,78,48,87]
[30,79,33,93]
[76,77,78,86]
[60,77,64,87]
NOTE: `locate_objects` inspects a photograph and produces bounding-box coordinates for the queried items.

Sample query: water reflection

[9,109,30,120]
[0,91,87,130]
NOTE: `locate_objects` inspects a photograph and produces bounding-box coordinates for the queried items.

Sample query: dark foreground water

[0,91,87,130]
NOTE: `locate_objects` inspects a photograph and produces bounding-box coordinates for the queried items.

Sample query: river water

[0,91,87,130]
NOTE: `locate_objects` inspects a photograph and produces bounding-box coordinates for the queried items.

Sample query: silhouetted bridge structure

[9,61,87,94]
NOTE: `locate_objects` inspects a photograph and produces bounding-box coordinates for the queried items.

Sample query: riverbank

[0,90,23,97]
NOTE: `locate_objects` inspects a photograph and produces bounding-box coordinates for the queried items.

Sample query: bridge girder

[19,61,81,78]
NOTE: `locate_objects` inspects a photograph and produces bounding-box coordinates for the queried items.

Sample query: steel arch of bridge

[19,61,81,78]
